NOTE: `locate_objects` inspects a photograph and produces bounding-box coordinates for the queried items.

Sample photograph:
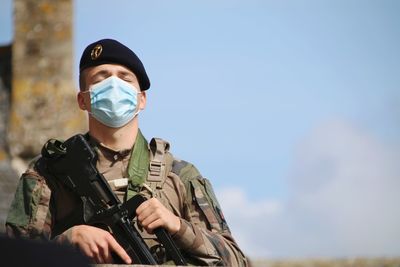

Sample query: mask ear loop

[133,91,143,118]
[80,89,91,94]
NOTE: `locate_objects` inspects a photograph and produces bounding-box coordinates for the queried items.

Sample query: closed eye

[90,71,111,84]
[118,72,137,83]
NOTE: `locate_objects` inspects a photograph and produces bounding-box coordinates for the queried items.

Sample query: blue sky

[1,0,400,259]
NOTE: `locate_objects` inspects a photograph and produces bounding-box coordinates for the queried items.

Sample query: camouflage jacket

[6,130,248,266]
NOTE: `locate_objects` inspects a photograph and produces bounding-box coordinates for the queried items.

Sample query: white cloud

[218,120,400,260]
[217,187,282,258]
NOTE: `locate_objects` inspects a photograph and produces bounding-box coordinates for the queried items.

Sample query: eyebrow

[118,71,136,78]
[91,70,111,80]
[91,69,136,79]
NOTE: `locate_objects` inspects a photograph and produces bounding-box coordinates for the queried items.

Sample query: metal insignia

[91,44,103,60]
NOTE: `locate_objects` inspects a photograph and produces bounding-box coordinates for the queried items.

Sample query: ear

[77,91,88,111]
[138,91,147,111]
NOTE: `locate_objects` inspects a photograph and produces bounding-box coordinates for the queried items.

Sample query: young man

[6,39,247,266]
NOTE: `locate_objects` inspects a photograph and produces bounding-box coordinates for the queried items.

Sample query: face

[77,64,146,113]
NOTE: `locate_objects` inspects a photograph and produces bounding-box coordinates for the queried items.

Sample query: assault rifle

[40,134,187,265]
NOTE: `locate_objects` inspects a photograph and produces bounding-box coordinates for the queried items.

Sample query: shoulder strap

[146,138,173,193]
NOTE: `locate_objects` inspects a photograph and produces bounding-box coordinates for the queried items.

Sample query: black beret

[79,39,150,90]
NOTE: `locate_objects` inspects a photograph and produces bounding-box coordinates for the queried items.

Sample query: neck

[88,117,139,151]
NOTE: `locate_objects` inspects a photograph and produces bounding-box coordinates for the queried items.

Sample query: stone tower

[0,0,85,232]
[8,0,85,161]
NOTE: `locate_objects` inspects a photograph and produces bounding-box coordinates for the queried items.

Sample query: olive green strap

[126,130,150,200]
[125,131,173,201]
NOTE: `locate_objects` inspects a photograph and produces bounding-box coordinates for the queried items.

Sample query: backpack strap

[146,138,173,194]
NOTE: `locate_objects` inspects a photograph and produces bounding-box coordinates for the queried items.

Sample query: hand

[70,225,132,264]
[136,197,181,235]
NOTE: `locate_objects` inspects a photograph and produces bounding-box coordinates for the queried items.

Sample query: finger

[102,250,113,264]
[89,244,103,264]
[94,254,104,264]
[140,200,166,220]
[137,206,155,222]
[138,204,158,222]
[137,203,162,223]
[141,212,160,228]
[98,241,113,264]
[79,243,96,262]
[136,197,161,215]
[107,235,132,264]
[136,199,151,214]
[146,218,164,233]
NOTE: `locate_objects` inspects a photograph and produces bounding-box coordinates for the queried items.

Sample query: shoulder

[165,155,203,195]
[150,135,203,183]
[22,155,44,178]
[171,157,202,181]
[152,136,215,193]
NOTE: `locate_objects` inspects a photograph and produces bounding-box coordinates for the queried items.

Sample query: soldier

[6,39,247,266]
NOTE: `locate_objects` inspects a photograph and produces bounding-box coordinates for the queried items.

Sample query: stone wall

[8,0,85,160]
[0,0,85,232]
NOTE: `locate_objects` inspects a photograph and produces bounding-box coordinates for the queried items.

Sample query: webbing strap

[126,131,150,200]
[126,133,172,200]
[147,138,171,191]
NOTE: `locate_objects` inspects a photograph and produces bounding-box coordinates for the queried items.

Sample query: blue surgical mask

[83,76,140,128]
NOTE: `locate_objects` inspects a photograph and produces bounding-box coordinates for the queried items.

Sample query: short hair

[78,70,87,91]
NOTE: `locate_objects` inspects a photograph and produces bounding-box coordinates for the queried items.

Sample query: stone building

[0,0,85,232]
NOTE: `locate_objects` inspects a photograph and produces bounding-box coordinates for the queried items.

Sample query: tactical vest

[132,137,174,199]
[126,137,188,264]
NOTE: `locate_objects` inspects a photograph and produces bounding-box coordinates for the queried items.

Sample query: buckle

[149,160,162,175]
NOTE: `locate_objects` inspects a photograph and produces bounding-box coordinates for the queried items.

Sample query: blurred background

[0,0,399,263]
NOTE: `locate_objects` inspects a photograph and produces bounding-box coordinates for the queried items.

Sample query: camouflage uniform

[6,130,248,266]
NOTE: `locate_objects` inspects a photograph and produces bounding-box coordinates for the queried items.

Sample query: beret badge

[91,44,103,60]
